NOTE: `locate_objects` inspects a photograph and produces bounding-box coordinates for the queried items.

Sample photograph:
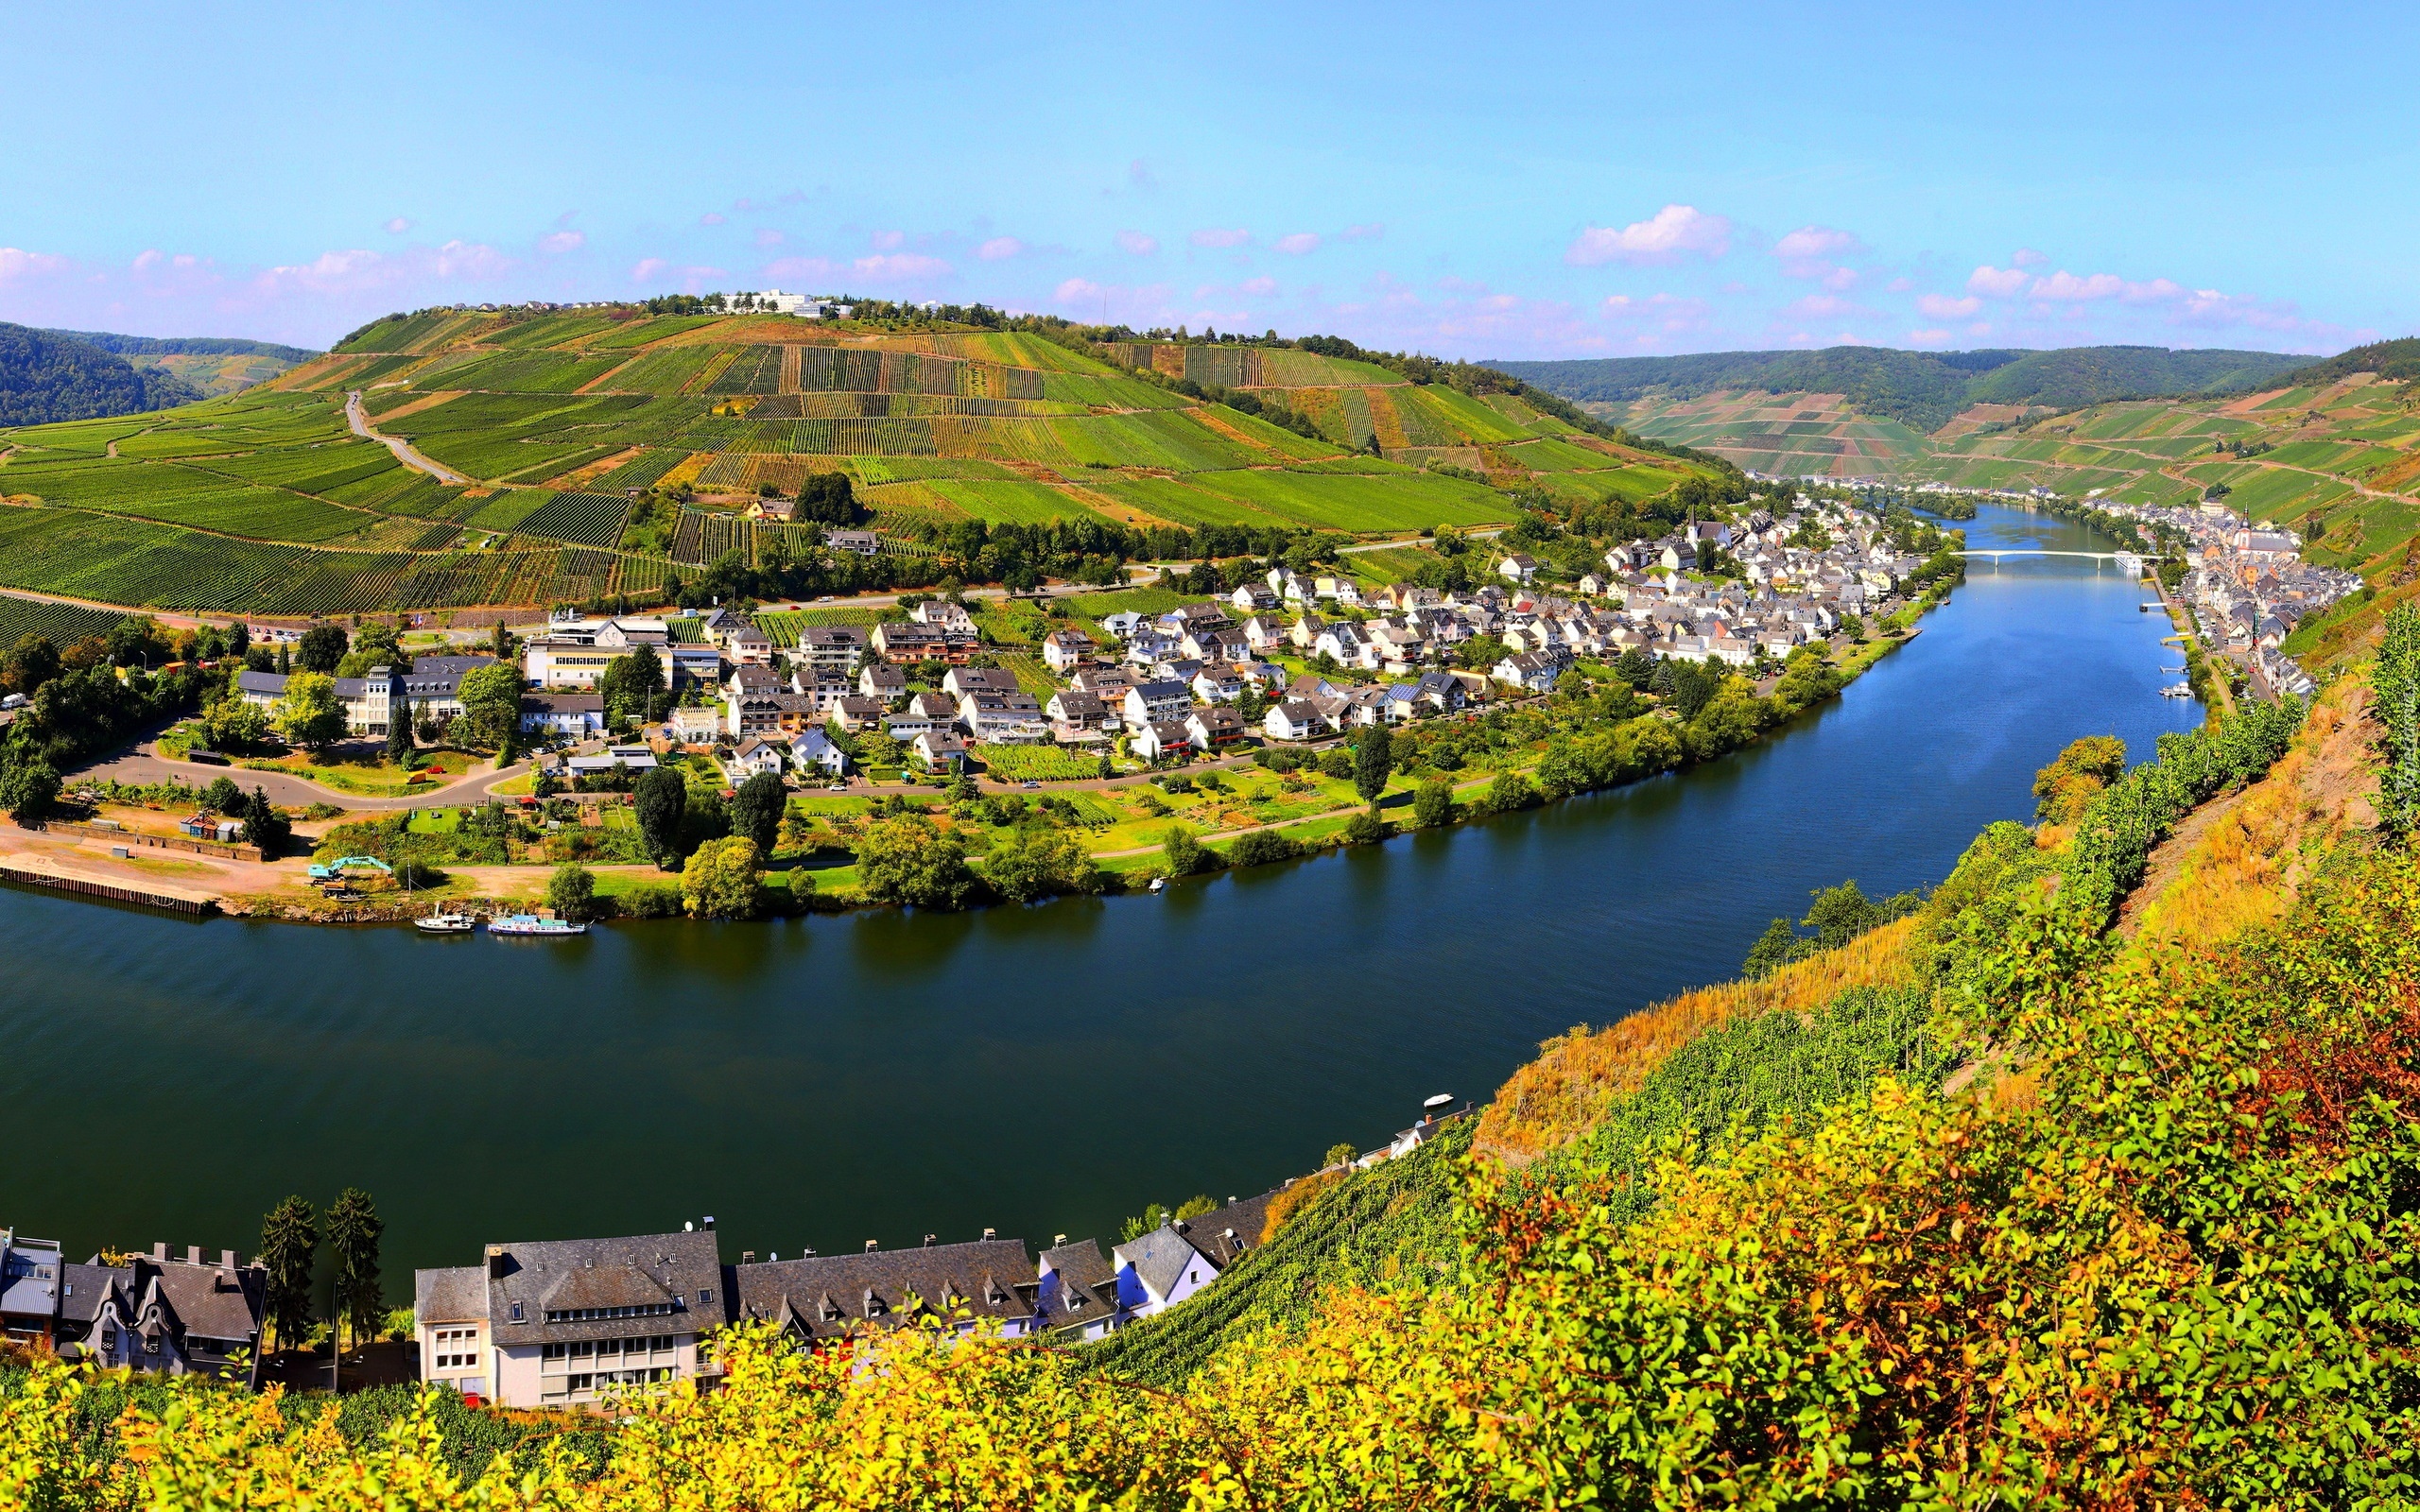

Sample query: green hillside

[0,323,202,426]
[43,329,319,398]
[1495,344,2308,434]
[0,307,1718,618]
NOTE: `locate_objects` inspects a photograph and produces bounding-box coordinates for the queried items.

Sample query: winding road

[75,745,530,812]
[346,390,469,485]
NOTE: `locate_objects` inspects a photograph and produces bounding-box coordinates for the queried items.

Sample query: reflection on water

[0,507,2204,1274]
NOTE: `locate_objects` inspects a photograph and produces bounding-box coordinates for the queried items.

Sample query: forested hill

[1489,344,2311,433]
[2273,335,2420,387]
[43,329,319,363]
[0,323,202,426]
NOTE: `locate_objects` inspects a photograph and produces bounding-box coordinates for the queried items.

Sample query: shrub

[1226,828,1302,868]
[1412,778,1455,828]
[616,883,683,919]
[1342,808,1389,846]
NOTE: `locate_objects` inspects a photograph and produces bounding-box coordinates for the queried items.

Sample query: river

[0,506,2202,1278]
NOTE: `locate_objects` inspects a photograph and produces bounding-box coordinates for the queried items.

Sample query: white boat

[487,913,587,937]
[2160,683,2194,698]
[415,912,475,935]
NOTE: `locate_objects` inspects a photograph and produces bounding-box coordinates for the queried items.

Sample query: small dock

[0,862,217,917]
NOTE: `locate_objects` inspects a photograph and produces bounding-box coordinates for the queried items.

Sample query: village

[0,491,1962,923]
[2072,494,2360,700]
[0,1100,1468,1407]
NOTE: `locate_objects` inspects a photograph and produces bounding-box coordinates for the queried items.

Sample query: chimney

[923,1234,936,1247]
[220,1249,237,1269]
[863,1241,878,1253]
[186,1246,203,1265]
[151,1242,167,1262]
[702,1216,716,1230]
[487,1245,509,1279]
[981,1228,996,1243]
[741,1251,755,1266]
[1052,1233,1066,1246]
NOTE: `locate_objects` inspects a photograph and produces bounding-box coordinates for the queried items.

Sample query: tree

[323,1188,384,1349]
[295,624,348,674]
[242,787,291,857]
[203,696,269,752]
[271,671,347,750]
[2,634,60,696]
[0,755,60,820]
[855,813,980,909]
[1412,778,1455,828]
[546,863,596,921]
[1160,824,1219,876]
[682,836,766,919]
[453,663,523,752]
[731,770,786,853]
[633,766,688,867]
[1322,1142,1358,1168]
[490,621,512,662]
[385,698,416,765]
[257,1195,318,1351]
[600,644,666,725]
[1354,724,1392,802]
[1344,807,1388,845]
[985,827,1097,902]
[201,775,244,813]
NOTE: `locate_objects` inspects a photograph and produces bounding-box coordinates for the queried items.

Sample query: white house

[1122,680,1191,728]
[1499,553,1539,585]
[789,727,850,779]
[1264,698,1331,741]
[1041,628,1097,673]
[1128,719,1193,761]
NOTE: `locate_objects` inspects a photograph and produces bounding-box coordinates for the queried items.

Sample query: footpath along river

[0,506,2204,1276]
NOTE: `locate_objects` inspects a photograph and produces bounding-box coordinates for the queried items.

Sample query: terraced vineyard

[0,593,137,647]
[0,308,1717,615]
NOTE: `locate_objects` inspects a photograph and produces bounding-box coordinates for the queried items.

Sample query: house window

[510,1302,523,1321]
[101,1326,116,1349]
[541,1343,566,1361]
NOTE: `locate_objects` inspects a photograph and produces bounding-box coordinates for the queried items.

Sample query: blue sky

[2,1,2411,356]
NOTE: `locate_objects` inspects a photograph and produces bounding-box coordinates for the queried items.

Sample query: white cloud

[383,217,412,235]
[1190,227,1252,248]
[537,231,585,255]
[869,230,905,250]
[1340,223,1385,242]
[977,236,1023,261]
[0,247,71,282]
[1056,278,1101,302]
[1273,232,1320,255]
[1905,327,1954,345]
[1115,231,1158,256]
[1565,204,1731,266]
[1916,292,1982,318]
[1772,225,1862,261]
[2012,247,2048,267]
[1239,275,1277,296]
[1967,265,2030,298]
[1787,293,1863,319]
[2028,269,2125,302]
[699,213,726,227]
[631,258,670,283]
[853,252,951,282]
[754,229,785,249]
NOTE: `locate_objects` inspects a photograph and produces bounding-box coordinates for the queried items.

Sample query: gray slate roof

[730,1239,1038,1341]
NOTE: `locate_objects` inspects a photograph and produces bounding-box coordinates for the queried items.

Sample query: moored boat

[487,913,587,937]
[415,912,475,935]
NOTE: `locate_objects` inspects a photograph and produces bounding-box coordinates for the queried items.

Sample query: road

[74,746,531,812]
[346,391,469,485]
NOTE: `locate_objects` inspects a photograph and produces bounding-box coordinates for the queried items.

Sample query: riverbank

[30,615,1943,928]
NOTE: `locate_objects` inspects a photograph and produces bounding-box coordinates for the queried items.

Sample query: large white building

[414,1229,722,1408]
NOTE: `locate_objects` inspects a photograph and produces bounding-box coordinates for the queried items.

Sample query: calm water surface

[0,507,2201,1275]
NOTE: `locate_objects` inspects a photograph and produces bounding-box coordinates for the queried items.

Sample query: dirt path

[74,747,529,812]
[347,390,469,484]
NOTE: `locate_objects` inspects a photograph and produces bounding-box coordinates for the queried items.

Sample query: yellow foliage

[1475,916,1919,1162]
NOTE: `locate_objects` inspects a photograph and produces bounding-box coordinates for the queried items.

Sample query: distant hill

[43,329,318,363]
[40,328,317,399]
[0,323,202,426]
[1488,345,2311,434]
[2273,337,2420,388]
